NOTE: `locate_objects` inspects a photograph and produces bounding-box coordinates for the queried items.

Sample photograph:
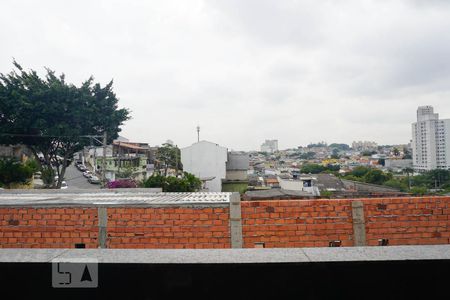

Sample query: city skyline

[2,1,450,150]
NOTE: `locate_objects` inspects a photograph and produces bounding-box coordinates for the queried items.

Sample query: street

[64,164,101,190]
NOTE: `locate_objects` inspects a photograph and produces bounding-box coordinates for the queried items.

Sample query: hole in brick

[266,206,275,213]
[378,239,389,246]
[377,204,387,210]
[254,242,265,248]
[329,240,341,247]
[8,219,19,226]
[74,243,86,249]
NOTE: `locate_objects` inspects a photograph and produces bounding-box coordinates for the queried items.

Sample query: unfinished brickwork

[107,207,230,249]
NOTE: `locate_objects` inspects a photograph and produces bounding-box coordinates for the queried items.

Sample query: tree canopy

[0,158,38,188]
[142,172,201,192]
[156,143,182,176]
[0,62,130,187]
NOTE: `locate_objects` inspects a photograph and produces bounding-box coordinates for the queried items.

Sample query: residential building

[181,141,228,192]
[412,106,450,171]
[89,140,155,181]
[352,141,378,152]
[261,139,278,153]
[384,159,413,171]
[277,174,320,196]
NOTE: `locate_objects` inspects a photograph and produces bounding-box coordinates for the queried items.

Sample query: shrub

[142,172,202,192]
[410,186,428,196]
[107,179,137,189]
[0,158,34,188]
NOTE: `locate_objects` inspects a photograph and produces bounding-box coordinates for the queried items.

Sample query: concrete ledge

[1,245,449,264]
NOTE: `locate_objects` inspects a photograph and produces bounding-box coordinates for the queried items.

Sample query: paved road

[64,164,101,190]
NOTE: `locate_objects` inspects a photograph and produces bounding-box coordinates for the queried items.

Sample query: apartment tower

[412,106,450,171]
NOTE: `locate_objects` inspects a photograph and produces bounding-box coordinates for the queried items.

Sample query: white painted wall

[181,141,228,192]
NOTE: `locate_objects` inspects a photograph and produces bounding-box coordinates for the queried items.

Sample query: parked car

[77,164,87,171]
[82,171,92,178]
[88,176,101,184]
[60,181,68,189]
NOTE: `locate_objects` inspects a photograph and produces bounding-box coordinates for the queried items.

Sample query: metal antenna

[196,125,200,142]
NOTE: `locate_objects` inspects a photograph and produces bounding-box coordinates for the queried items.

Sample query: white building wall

[412,106,450,171]
[181,141,228,192]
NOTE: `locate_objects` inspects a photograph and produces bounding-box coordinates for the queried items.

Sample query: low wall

[0,193,449,249]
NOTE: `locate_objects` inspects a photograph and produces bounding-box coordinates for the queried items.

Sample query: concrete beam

[229,193,243,248]
[98,207,108,248]
[351,200,367,246]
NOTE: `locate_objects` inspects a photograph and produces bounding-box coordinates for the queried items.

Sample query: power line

[0,133,104,138]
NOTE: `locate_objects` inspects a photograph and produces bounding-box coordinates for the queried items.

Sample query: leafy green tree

[342,174,364,182]
[299,152,316,160]
[320,190,334,198]
[0,62,130,188]
[362,169,392,185]
[383,179,408,191]
[410,186,428,196]
[330,148,341,159]
[403,167,414,189]
[0,158,34,188]
[351,166,371,178]
[142,172,201,192]
[41,168,55,187]
[300,163,340,174]
[427,169,450,188]
[156,143,182,176]
[301,164,325,174]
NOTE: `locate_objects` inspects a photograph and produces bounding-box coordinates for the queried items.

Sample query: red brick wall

[1,197,449,249]
[0,208,98,248]
[241,199,354,248]
[242,197,450,248]
[107,207,230,249]
[363,197,450,246]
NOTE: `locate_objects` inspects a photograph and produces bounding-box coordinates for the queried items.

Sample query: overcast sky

[2,0,450,150]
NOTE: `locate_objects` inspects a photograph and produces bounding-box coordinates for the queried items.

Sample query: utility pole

[196,125,200,143]
[102,131,107,186]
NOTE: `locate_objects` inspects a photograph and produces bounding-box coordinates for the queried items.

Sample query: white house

[181,141,228,192]
[277,175,320,196]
